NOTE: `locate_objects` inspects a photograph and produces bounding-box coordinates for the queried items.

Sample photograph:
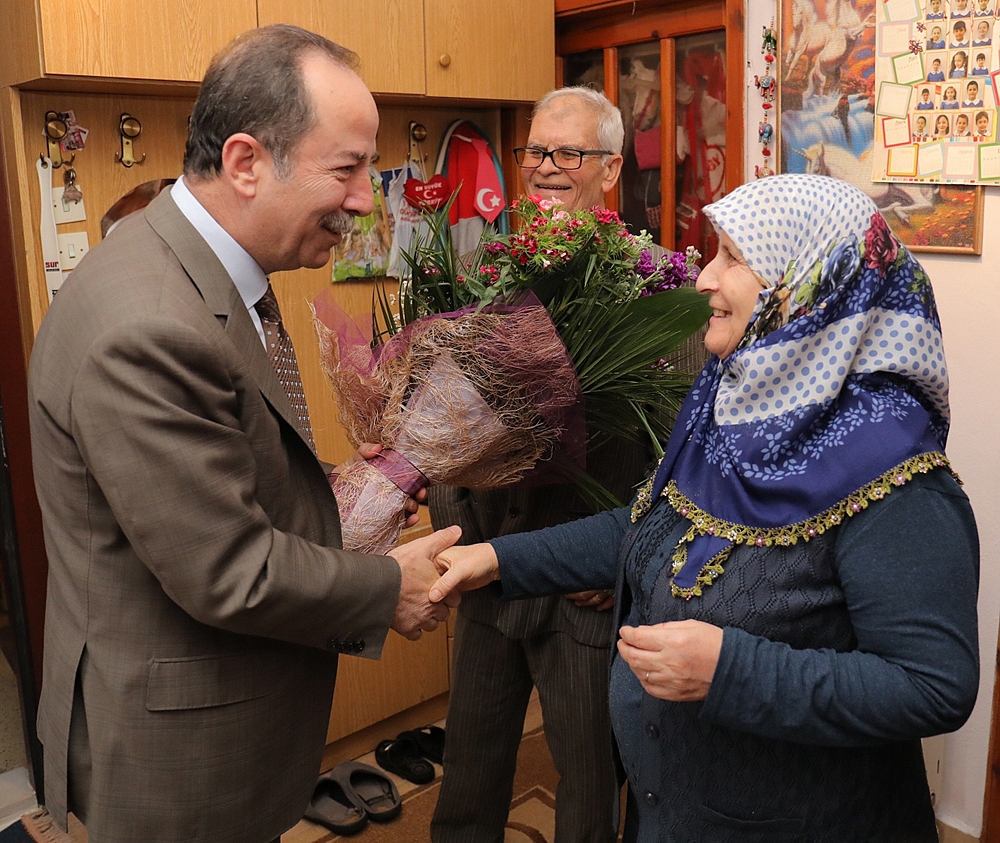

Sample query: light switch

[57,232,90,270]
[52,187,87,224]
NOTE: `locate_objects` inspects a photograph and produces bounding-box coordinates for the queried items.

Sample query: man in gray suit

[28,25,459,843]
[429,87,651,843]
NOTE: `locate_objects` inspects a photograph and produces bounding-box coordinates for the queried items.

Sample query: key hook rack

[116,113,146,168]
[39,111,74,169]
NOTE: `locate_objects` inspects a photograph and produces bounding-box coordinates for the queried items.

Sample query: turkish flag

[470,136,505,223]
[444,125,505,226]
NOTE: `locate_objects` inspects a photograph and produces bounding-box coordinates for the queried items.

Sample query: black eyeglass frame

[513,146,614,170]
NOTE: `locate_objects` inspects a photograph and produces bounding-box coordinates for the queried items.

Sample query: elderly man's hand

[567,590,615,611]
[617,620,723,701]
[387,525,462,640]
[331,443,427,528]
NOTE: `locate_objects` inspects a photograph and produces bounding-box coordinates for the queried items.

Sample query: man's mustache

[322,211,356,234]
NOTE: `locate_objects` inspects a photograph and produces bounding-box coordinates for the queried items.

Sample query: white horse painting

[795,142,940,225]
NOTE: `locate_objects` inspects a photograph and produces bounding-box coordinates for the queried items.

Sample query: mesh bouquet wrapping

[313,288,583,554]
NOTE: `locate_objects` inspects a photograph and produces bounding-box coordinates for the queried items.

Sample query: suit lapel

[144,189,311,450]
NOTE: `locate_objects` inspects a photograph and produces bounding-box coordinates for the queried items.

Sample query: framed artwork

[778,0,984,254]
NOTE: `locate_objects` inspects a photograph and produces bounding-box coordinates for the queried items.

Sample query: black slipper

[331,761,402,822]
[397,725,446,765]
[303,774,368,835]
[375,735,435,784]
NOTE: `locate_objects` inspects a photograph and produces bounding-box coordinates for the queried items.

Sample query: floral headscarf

[634,175,952,599]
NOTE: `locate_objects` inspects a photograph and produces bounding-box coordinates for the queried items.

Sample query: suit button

[507,506,520,518]
[645,723,659,739]
[327,638,342,651]
[644,791,658,807]
[354,640,365,653]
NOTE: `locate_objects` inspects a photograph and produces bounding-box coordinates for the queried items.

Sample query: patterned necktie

[254,283,315,452]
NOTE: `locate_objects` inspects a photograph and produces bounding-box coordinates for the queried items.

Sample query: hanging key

[62,167,83,205]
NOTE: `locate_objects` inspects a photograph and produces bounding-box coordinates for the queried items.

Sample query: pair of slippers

[304,761,401,836]
[375,724,446,785]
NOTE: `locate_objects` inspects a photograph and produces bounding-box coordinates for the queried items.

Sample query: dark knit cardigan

[492,468,979,842]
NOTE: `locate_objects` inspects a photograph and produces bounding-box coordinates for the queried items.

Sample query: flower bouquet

[314,195,709,554]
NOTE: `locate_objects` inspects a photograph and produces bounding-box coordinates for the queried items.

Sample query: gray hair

[532,86,625,157]
[184,24,360,180]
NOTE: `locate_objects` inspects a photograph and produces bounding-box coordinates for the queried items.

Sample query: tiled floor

[284,691,544,843]
[0,650,27,774]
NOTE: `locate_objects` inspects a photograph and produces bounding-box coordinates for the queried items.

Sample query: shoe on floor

[331,760,402,822]
[376,735,435,784]
[397,724,446,765]
[303,774,368,835]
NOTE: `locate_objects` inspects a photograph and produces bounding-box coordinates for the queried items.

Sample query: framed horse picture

[778,0,984,255]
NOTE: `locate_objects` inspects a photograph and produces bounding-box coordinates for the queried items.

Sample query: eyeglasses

[513,147,613,170]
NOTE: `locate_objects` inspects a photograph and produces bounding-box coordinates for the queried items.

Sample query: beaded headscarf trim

[631,452,957,599]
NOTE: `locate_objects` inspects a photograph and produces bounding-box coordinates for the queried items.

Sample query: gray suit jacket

[28,189,400,843]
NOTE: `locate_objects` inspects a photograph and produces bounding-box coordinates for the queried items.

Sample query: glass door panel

[673,30,726,262]
[618,41,663,243]
[563,28,725,257]
[562,49,604,91]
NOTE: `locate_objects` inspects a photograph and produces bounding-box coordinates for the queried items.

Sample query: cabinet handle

[438,53,451,68]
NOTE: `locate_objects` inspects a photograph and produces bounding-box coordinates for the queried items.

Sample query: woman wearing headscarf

[430,174,979,842]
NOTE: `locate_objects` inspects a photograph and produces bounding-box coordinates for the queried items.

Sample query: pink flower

[864,213,898,274]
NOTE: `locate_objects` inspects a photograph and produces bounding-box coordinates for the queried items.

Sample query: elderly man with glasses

[429,86,661,843]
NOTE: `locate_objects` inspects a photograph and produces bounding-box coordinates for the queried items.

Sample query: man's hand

[616,620,723,701]
[388,525,462,640]
[332,443,427,528]
[428,543,501,605]
[566,590,614,611]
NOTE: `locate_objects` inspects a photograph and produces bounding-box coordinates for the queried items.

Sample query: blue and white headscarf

[634,175,952,599]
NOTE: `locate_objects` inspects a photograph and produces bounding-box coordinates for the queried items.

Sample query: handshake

[386,525,501,640]
[335,444,502,641]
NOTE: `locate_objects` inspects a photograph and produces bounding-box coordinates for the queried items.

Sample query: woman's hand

[617,620,723,701]
[428,543,500,604]
[330,443,427,528]
[566,590,615,611]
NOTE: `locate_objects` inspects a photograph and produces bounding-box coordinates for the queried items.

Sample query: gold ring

[645,671,650,682]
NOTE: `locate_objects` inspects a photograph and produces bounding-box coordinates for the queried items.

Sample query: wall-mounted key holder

[115,113,146,167]
[40,111,74,169]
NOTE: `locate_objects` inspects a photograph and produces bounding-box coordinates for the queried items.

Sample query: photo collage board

[873,0,1000,183]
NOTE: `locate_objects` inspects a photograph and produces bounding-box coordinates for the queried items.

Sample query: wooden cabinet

[424,0,555,101]
[3,0,553,101]
[257,0,426,95]
[0,0,257,87]
[258,0,555,101]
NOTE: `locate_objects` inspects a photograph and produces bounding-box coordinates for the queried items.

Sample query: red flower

[864,213,898,274]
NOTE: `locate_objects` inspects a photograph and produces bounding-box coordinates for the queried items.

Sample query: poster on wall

[780,0,984,253]
[871,0,999,187]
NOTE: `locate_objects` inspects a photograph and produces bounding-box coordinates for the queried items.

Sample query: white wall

[743,3,999,835]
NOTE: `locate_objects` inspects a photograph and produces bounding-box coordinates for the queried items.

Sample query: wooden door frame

[982,645,1000,841]
[0,90,47,798]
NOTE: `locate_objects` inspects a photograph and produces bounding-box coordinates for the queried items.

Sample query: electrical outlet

[57,232,90,270]
[52,187,86,224]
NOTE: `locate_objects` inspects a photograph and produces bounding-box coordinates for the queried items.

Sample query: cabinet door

[257,0,426,95]
[425,0,555,101]
[326,609,450,744]
[39,0,256,82]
